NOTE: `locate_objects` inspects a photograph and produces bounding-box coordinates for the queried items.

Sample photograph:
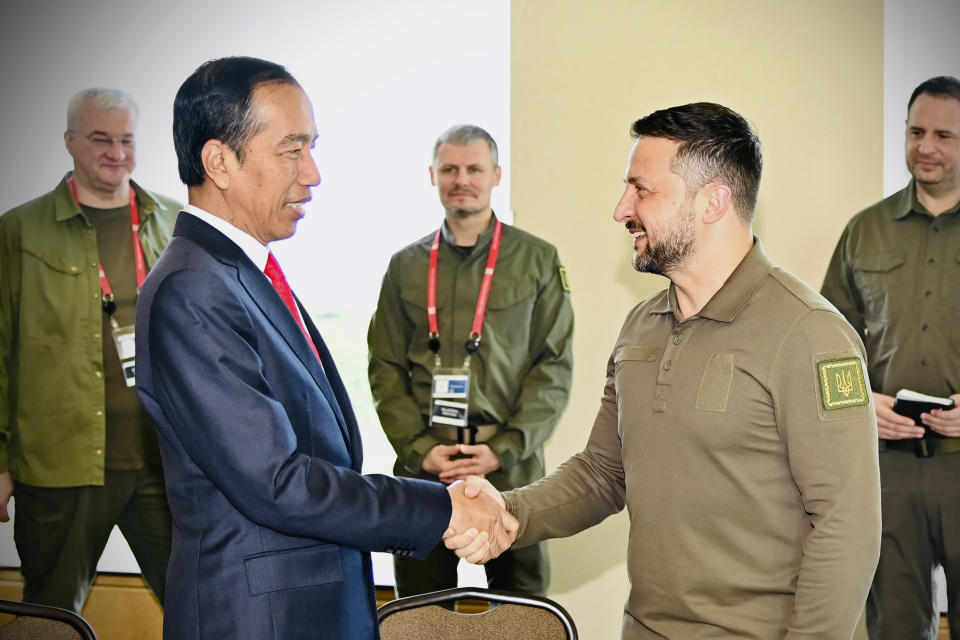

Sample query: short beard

[633,202,697,276]
[445,206,483,218]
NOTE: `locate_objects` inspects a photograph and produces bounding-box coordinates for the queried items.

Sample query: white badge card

[430,367,470,427]
[111,324,137,387]
[432,370,470,399]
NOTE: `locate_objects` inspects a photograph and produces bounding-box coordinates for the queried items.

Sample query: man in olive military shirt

[448,103,881,639]
[821,76,960,640]
[0,89,178,612]
[368,124,573,596]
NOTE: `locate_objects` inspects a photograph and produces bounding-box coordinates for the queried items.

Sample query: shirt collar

[891,179,960,220]
[55,172,160,224]
[891,180,920,220]
[182,203,270,272]
[440,211,499,248]
[650,237,772,324]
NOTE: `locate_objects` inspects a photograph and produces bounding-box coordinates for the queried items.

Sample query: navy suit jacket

[136,213,450,640]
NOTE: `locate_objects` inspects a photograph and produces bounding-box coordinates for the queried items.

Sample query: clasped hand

[874,392,960,439]
[444,476,518,565]
[423,444,501,483]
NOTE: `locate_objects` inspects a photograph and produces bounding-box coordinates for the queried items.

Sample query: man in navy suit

[135,56,514,640]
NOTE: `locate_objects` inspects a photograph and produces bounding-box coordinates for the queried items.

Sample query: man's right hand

[0,472,14,523]
[445,478,517,564]
[873,392,925,440]
[444,476,517,564]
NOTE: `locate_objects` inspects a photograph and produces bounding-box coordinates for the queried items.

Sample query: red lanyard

[427,220,502,356]
[69,177,147,311]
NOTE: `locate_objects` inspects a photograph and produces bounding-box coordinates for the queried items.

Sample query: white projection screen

[0,0,510,586]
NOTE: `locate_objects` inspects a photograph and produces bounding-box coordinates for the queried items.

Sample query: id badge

[111,324,137,387]
[430,368,470,427]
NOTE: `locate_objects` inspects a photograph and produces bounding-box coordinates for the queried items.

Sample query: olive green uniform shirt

[505,240,881,639]
[0,174,179,487]
[367,216,574,489]
[821,180,960,399]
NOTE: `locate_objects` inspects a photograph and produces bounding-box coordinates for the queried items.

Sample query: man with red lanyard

[368,124,574,596]
[0,88,179,613]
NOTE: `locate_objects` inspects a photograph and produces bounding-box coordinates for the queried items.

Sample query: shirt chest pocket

[482,277,537,350]
[399,286,447,333]
[19,245,92,342]
[613,346,661,419]
[613,346,661,376]
[851,251,906,319]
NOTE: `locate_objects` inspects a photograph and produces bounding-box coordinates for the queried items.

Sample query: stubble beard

[633,203,697,276]
[908,153,960,191]
[445,205,484,219]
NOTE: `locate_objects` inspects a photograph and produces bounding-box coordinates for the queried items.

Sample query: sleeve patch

[817,357,868,410]
[558,266,570,292]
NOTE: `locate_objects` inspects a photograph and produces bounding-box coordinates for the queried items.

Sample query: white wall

[0,0,509,583]
[883,0,960,196]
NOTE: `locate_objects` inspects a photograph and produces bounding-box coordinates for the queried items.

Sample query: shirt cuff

[487,430,523,471]
[402,433,443,475]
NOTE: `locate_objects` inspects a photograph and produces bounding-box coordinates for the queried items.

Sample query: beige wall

[511,2,883,637]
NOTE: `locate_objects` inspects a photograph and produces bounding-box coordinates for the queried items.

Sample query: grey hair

[66,88,139,131]
[432,124,499,167]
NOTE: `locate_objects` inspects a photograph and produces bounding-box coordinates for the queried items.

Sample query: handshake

[444,477,518,564]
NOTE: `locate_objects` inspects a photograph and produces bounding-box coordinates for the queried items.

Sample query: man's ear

[429,164,437,186]
[201,140,233,190]
[701,183,732,224]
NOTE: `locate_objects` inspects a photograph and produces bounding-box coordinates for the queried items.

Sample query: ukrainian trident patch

[818,357,868,410]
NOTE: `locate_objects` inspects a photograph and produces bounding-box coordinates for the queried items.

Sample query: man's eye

[286,149,302,158]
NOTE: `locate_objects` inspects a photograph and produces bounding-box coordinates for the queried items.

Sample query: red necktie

[264,252,321,362]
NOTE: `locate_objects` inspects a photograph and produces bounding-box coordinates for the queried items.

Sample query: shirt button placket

[655,327,684,411]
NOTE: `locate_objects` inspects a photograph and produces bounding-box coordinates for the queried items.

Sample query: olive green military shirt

[0,174,179,487]
[821,180,960,399]
[505,240,881,639]
[367,216,574,489]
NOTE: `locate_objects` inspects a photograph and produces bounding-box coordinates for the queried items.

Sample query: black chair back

[378,587,577,640]
[0,600,97,640]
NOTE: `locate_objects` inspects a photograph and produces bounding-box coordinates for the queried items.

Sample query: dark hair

[432,124,499,167]
[907,75,960,113]
[630,102,763,223]
[174,56,299,186]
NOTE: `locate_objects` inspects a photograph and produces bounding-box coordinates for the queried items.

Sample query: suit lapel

[237,260,357,451]
[298,301,363,468]
[173,213,355,456]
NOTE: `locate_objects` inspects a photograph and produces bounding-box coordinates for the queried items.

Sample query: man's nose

[104,140,127,158]
[300,151,321,187]
[613,188,634,223]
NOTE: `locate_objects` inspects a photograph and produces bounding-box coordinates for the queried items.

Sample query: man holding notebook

[821,75,960,639]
